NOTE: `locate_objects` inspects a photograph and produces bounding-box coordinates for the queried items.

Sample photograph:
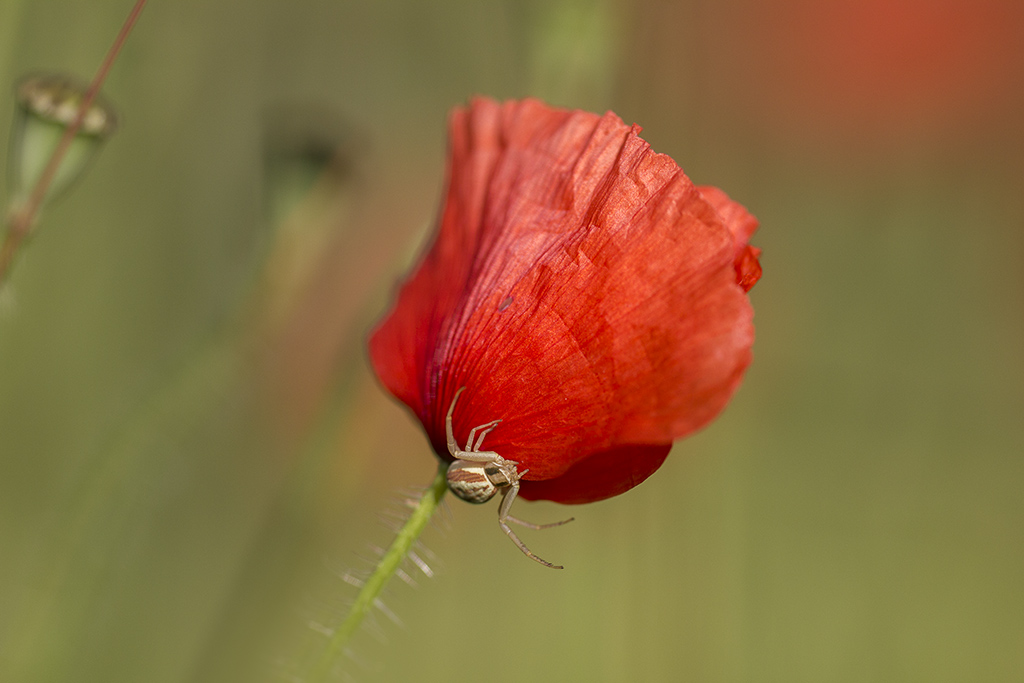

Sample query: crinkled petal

[369,97,758,502]
[698,185,763,291]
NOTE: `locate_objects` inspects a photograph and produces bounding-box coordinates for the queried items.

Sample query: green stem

[306,464,449,683]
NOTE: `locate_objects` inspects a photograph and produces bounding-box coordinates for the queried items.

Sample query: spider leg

[506,514,574,530]
[451,449,502,464]
[497,483,564,569]
[446,387,501,453]
[469,420,501,452]
[446,387,466,458]
[504,467,574,528]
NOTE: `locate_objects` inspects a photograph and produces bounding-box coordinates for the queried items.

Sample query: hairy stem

[306,465,449,683]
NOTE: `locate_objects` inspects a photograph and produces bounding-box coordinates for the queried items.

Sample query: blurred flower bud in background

[8,73,118,211]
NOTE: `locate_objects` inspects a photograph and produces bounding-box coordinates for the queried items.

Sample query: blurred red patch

[712,0,1024,147]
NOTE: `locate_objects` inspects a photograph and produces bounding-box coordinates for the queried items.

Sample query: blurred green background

[1,1,1022,681]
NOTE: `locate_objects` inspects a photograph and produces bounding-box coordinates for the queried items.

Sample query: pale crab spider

[445,387,574,569]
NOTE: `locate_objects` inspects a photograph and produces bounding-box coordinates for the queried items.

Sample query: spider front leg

[445,386,468,457]
[466,419,502,454]
[446,386,503,462]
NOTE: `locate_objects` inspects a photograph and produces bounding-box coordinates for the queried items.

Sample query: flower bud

[8,73,118,208]
[370,97,761,505]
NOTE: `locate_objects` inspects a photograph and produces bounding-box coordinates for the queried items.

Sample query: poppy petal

[698,184,763,291]
[517,443,671,505]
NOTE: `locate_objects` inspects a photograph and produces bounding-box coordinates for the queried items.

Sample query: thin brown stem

[0,0,147,285]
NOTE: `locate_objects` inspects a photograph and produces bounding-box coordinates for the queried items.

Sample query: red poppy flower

[369,97,760,510]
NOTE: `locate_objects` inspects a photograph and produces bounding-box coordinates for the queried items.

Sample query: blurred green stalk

[4,332,248,682]
[527,0,619,108]
[0,3,27,88]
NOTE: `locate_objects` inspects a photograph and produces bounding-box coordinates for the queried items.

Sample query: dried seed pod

[9,72,119,207]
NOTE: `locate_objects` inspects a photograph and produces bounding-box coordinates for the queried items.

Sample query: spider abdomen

[446,460,500,503]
